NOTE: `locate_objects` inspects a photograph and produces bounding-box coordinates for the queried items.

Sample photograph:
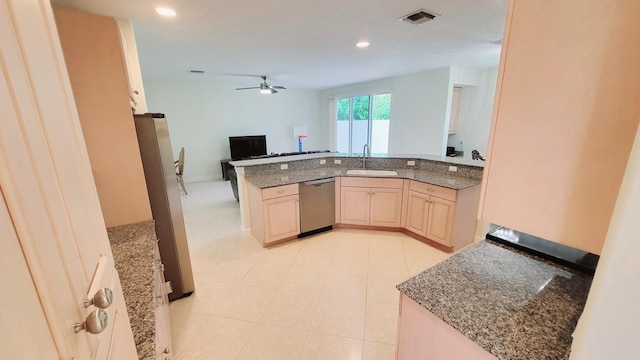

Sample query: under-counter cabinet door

[0,0,137,357]
[426,197,456,246]
[247,183,300,247]
[406,191,430,236]
[369,188,403,227]
[264,194,300,244]
[340,187,371,225]
[153,242,172,358]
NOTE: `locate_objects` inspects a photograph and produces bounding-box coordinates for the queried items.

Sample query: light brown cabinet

[248,183,300,246]
[54,8,152,228]
[478,0,640,255]
[153,241,172,359]
[406,191,455,246]
[448,87,462,135]
[405,180,479,250]
[396,293,496,360]
[340,177,403,228]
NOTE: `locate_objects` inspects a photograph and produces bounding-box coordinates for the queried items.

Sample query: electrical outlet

[320,159,326,165]
[280,164,288,170]
[448,166,458,172]
[334,159,342,165]
[407,160,416,166]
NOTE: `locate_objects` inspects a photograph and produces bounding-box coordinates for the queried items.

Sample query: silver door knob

[74,309,108,334]
[84,288,113,309]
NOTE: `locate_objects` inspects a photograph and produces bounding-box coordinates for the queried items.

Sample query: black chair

[227,167,239,201]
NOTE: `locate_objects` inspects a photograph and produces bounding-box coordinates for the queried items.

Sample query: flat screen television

[229,135,267,160]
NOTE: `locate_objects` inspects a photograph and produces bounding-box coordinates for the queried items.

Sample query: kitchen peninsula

[395,239,593,359]
[231,153,484,250]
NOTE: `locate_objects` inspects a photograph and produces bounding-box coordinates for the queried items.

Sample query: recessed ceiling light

[356,41,370,48]
[155,7,176,17]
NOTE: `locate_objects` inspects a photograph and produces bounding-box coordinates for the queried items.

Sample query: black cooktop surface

[486,226,599,275]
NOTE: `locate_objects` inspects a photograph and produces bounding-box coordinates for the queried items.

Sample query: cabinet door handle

[84,288,113,309]
[74,309,108,334]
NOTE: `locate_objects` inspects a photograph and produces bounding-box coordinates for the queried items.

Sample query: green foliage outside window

[337,98,349,121]
[352,96,370,120]
[337,93,390,121]
[373,93,391,120]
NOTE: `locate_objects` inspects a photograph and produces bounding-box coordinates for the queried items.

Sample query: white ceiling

[51,0,507,90]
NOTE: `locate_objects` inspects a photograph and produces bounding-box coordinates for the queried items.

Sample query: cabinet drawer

[341,177,403,189]
[409,180,457,202]
[262,183,299,200]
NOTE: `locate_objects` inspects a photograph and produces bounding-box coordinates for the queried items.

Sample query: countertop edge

[245,170,481,190]
[107,220,157,360]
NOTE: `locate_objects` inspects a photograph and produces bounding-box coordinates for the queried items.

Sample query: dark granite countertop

[396,240,593,359]
[107,220,157,360]
[245,167,481,190]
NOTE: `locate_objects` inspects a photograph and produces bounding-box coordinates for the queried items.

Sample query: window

[336,93,391,155]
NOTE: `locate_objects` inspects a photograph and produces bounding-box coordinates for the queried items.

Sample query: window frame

[336,92,391,155]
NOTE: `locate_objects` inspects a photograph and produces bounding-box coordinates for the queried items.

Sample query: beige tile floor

[170,179,451,360]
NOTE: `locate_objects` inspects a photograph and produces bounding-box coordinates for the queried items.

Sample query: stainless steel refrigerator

[134,113,194,301]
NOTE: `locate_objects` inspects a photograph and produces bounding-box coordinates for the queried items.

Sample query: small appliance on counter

[446,146,457,157]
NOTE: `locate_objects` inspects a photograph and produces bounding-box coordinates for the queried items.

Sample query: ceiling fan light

[260,88,272,94]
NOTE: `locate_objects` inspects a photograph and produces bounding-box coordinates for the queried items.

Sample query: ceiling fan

[235,76,286,94]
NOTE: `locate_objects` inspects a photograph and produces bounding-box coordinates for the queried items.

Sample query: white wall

[320,67,453,156]
[570,125,640,359]
[447,67,498,162]
[144,79,324,181]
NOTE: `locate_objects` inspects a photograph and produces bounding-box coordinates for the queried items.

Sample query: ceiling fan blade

[271,86,286,89]
[271,89,278,94]
[235,87,260,90]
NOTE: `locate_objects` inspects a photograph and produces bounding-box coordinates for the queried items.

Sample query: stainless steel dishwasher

[299,177,335,236]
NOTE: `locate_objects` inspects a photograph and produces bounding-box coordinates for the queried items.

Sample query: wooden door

[427,197,456,246]
[340,187,371,225]
[264,194,300,243]
[0,0,137,358]
[369,188,403,227]
[406,191,429,236]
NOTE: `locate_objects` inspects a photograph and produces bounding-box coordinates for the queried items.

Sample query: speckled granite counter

[107,220,157,360]
[245,167,481,190]
[236,155,483,190]
[396,240,593,359]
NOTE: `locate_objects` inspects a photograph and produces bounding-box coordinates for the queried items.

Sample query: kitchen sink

[346,169,398,176]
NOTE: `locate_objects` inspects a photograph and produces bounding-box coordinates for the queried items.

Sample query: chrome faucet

[362,144,370,169]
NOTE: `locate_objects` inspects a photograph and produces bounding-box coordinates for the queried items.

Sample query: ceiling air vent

[399,9,437,25]
[189,70,205,74]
